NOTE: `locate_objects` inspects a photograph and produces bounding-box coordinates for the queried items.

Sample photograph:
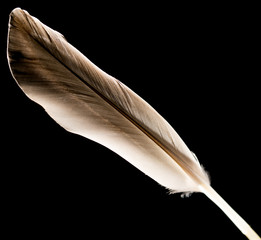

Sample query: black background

[1,1,260,239]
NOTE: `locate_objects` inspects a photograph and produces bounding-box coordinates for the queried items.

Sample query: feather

[7,8,260,240]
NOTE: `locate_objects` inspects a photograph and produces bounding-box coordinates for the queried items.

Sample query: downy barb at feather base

[7,8,260,240]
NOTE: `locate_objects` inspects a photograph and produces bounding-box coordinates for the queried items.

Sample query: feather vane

[7,8,209,193]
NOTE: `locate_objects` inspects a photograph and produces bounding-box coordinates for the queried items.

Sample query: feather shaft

[200,184,260,240]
